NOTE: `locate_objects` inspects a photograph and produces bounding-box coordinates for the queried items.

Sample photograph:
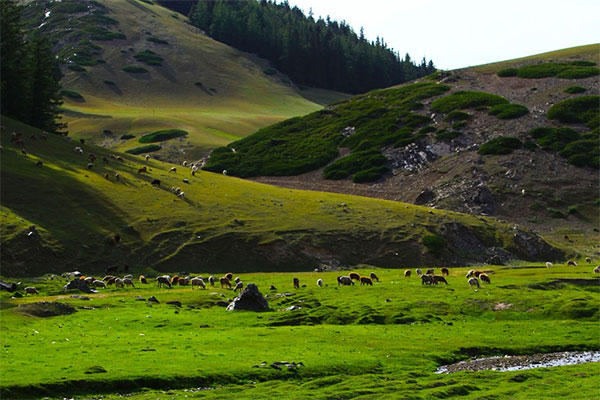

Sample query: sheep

[468,277,480,288]
[585,257,591,263]
[157,275,171,288]
[349,272,360,281]
[220,277,232,289]
[103,275,116,282]
[103,173,110,179]
[567,260,577,267]
[145,155,150,161]
[80,138,85,145]
[432,275,448,285]
[441,267,449,276]
[151,179,161,186]
[178,277,189,286]
[416,268,423,276]
[115,173,121,181]
[234,277,241,284]
[479,273,491,284]
[191,170,196,176]
[169,167,177,173]
[421,275,434,285]
[208,275,215,286]
[138,166,147,174]
[123,274,133,279]
[473,271,483,278]
[35,160,43,167]
[191,277,206,289]
[139,275,148,284]
[545,262,553,268]
[115,278,124,288]
[106,277,117,286]
[317,278,323,287]
[177,192,185,199]
[337,276,354,286]
[466,269,474,278]
[171,276,180,286]
[225,273,233,281]
[404,269,411,278]
[84,276,95,285]
[21,149,27,156]
[183,178,189,184]
[174,187,181,194]
[88,153,96,162]
[293,277,300,289]
[425,269,435,275]
[594,266,600,274]
[24,286,39,295]
[92,280,106,288]
[182,161,188,167]
[102,156,109,163]
[360,276,373,286]
[222,170,227,176]
[370,272,379,282]
[116,156,124,162]
[87,163,93,169]
[74,146,83,154]
[233,281,244,292]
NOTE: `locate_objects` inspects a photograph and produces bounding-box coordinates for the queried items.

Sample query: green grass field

[1,264,598,399]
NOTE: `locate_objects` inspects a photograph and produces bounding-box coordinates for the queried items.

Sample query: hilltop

[19,0,348,161]
[203,45,600,243]
[0,116,563,277]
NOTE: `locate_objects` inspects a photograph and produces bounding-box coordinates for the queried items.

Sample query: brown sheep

[225,273,233,281]
[421,275,434,285]
[337,276,354,286]
[567,260,577,267]
[220,277,232,289]
[349,272,360,281]
[479,273,491,284]
[293,277,300,289]
[441,267,449,276]
[171,276,180,285]
[466,269,475,278]
[105,277,117,285]
[404,269,411,278]
[178,277,189,286]
[103,275,116,282]
[473,271,483,278]
[432,275,448,285]
[426,269,434,275]
[369,272,379,282]
[139,275,147,284]
[157,276,171,288]
[137,166,147,174]
[360,276,373,286]
[233,281,244,292]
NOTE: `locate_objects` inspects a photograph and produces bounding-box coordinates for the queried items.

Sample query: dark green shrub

[140,0,154,4]
[564,86,586,94]
[523,140,538,151]
[83,26,126,41]
[422,234,445,255]
[569,61,596,66]
[126,145,161,154]
[556,67,599,79]
[431,91,508,113]
[547,208,566,218]
[121,134,135,140]
[122,65,149,74]
[78,14,118,25]
[404,113,431,127]
[133,50,163,66]
[435,130,461,141]
[352,166,388,183]
[559,139,599,168]
[146,37,169,45]
[547,96,599,128]
[51,3,88,13]
[567,205,578,214]
[103,130,113,135]
[68,64,86,72]
[444,110,471,122]
[516,63,566,78]
[419,126,437,133]
[263,68,277,75]
[497,68,517,77]
[104,80,115,85]
[488,103,528,119]
[529,127,580,151]
[60,90,83,100]
[452,121,467,129]
[138,129,187,143]
[478,136,522,155]
[323,150,387,180]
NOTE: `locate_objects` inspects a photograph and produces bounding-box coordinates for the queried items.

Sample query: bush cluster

[547,96,599,129]
[122,65,149,74]
[530,126,598,168]
[497,62,599,79]
[138,129,187,143]
[488,103,528,119]
[477,137,522,155]
[564,86,586,94]
[125,145,161,154]
[133,50,163,66]
[431,91,508,113]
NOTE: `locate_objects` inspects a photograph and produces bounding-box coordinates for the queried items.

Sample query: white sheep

[208,275,215,286]
[73,146,83,154]
[92,280,106,288]
[145,155,150,161]
[123,277,135,287]
[123,274,133,279]
[233,281,244,292]
[24,286,39,295]
[468,277,479,288]
[594,266,600,274]
[546,262,552,268]
[157,275,171,288]
[182,161,188,167]
[115,278,124,288]
[317,278,323,287]
[415,268,423,276]
[169,167,177,173]
[177,191,185,199]
[222,170,227,176]
[234,277,241,283]
[191,277,206,289]
[466,269,475,278]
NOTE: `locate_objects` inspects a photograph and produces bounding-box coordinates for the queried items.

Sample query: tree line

[184,0,435,94]
[1,1,63,133]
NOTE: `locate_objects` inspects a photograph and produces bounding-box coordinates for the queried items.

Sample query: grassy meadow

[1,264,598,399]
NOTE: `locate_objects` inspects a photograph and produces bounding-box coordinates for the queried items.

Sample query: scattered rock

[148,296,159,303]
[226,283,269,311]
[70,295,90,300]
[166,300,182,307]
[18,302,77,317]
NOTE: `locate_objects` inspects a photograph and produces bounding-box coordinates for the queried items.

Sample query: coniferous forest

[181,0,435,94]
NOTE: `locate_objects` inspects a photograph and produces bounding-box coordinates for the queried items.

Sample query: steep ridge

[20,0,348,161]
[0,116,563,277]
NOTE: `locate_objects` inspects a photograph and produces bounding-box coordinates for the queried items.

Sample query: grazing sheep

[182,161,188,167]
[157,276,171,288]
[123,278,135,287]
[404,269,411,278]
[234,277,241,284]
[24,286,39,295]
[416,268,422,276]
[103,173,110,180]
[116,156,124,162]
[151,179,161,186]
[138,166,147,174]
[80,138,85,145]
[103,156,109,163]
[88,153,96,162]
[103,275,116,282]
[317,278,323,287]
[233,281,244,292]
[115,173,121,181]
[115,278,124,288]
[87,163,93,169]
[145,155,150,161]
[421,275,434,285]
[433,275,448,285]
[360,276,373,286]
[74,146,83,154]
[21,149,27,156]
[171,276,180,286]
[441,267,449,276]
[585,257,591,263]
[479,273,491,284]
[349,272,360,281]
[370,272,379,282]
[293,277,300,289]
[191,277,206,289]
[225,273,233,281]
[169,167,177,173]
[468,277,480,288]
[473,271,483,278]
[178,277,189,286]
[426,269,434,275]
[183,179,189,184]
[466,269,474,278]
[177,191,185,199]
[92,280,106,288]
[84,276,95,285]
[35,160,43,167]
[337,276,354,286]
[139,275,147,284]
[222,170,227,176]
[593,266,600,274]
[546,262,553,268]
[220,277,232,289]
[106,277,117,286]
[567,260,577,267]
[208,276,215,286]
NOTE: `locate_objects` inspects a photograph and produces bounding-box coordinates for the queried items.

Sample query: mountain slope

[0,116,563,277]
[20,0,348,161]
[203,45,600,241]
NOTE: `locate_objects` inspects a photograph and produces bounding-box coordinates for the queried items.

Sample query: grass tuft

[122,65,149,74]
[488,103,528,119]
[564,86,586,94]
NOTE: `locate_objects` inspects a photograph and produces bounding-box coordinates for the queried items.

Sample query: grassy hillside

[208,45,599,240]
[1,265,598,398]
[0,116,564,277]
[20,0,348,161]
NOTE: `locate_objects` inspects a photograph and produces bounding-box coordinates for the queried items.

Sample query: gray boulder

[226,283,268,311]
[63,278,93,293]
